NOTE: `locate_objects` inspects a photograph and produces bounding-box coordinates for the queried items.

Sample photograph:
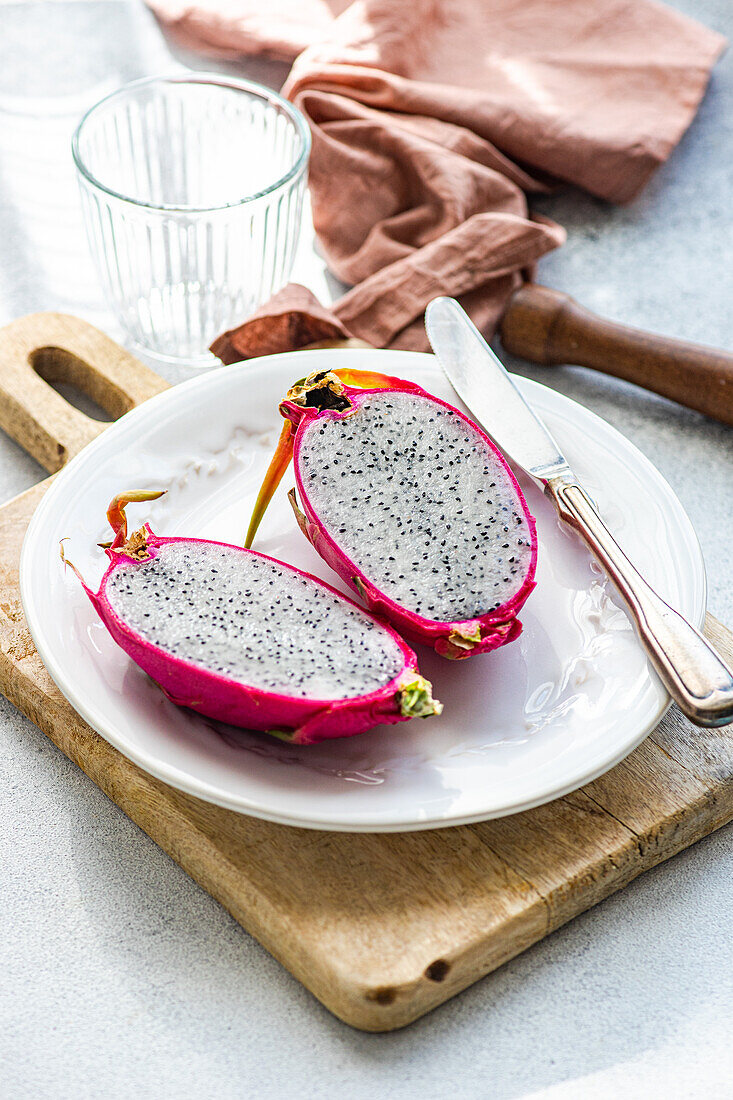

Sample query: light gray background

[1,2,731,1096]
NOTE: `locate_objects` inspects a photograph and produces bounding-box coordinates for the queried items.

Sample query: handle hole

[38,377,114,423]
[31,347,134,422]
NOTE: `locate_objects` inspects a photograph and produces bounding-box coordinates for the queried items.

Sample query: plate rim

[20,348,707,831]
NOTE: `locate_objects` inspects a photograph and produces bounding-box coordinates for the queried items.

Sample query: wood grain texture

[2,313,733,1031]
[0,312,168,472]
[500,284,733,427]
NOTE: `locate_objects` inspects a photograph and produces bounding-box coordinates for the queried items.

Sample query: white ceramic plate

[21,349,706,831]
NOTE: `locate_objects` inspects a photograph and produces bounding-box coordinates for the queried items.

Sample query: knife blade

[425,295,571,486]
[425,295,733,729]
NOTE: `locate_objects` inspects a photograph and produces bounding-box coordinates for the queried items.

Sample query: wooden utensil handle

[0,313,168,473]
[500,285,733,427]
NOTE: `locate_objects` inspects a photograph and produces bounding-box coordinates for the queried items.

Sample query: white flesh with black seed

[105,542,405,699]
[298,391,533,621]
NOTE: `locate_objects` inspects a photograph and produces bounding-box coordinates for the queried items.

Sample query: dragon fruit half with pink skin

[246,369,538,660]
[61,490,442,745]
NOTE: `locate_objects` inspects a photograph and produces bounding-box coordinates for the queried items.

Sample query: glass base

[126,340,224,372]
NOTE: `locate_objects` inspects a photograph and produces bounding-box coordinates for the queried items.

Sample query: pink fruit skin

[283,380,538,659]
[75,530,423,745]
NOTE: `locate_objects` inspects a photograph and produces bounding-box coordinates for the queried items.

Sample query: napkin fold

[150,0,725,356]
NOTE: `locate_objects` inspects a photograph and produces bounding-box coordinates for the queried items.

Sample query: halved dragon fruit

[61,491,441,744]
[246,370,537,659]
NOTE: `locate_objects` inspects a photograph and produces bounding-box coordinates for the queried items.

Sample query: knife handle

[500,285,733,427]
[547,477,733,727]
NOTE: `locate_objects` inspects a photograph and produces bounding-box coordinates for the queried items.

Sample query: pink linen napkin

[151,0,725,356]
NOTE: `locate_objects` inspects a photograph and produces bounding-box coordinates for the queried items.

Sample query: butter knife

[425,295,733,728]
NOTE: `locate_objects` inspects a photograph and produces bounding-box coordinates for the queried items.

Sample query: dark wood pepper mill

[499,285,733,427]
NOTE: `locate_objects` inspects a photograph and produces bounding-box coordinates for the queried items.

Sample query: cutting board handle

[500,285,733,427]
[0,313,168,473]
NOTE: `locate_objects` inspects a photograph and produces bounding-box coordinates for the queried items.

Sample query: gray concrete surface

[1,1,731,1096]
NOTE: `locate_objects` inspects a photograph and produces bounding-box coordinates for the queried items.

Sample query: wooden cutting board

[2,312,733,1032]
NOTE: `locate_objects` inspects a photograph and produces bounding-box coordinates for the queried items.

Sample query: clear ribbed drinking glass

[72,74,310,366]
